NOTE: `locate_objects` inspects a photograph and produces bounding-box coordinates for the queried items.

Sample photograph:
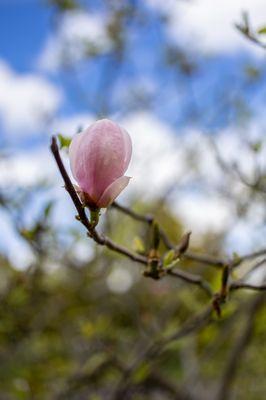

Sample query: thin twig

[50,137,91,231]
[51,138,266,287]
[111,201,176,250]
[241,258,266,281]
[113,201,227,267]
[184,252,226,268]
[230,282,266,292]
[112,202,266,269]
[236,22,266,50]
[232,249,266,267]
[112,201,154,224]
[167,269,213,297]
[101,236,147,264]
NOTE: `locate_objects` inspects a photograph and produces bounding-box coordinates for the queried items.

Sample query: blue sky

[0,0,52,72]
[0,0,265,149]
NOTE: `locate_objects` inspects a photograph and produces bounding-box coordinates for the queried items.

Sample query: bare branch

[50,136,91,231]
[112,201,154,224]
[113,201,227,267]
[230,282,266,292]
[101,235,147,264]
[241,258,266,281]
[184,251,226,268]
[51,138,266,292]
[232,249,266,267]
[167,269,213,297]
[236,19,266,51]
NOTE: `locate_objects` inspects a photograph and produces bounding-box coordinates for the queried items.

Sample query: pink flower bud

[69,119,132,208]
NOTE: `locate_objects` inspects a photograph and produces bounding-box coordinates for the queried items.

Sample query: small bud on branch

[175,231,192,257]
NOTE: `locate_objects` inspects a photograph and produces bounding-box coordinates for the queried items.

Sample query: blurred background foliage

[0,0,266,399]
[0,202,265,400]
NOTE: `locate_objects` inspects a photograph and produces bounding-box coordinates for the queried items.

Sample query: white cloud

[0,60,62,136]
[225,219,266,254]
[0,148,54,187]
[173,192,232,236]
[52,113,94,137]
[3,111,261,239]
[122,112,187,199]
[0,113,98,188]
[215,126,266,175]
[119,112,266,252]
[147,0,266,54]
[38,10,113,71]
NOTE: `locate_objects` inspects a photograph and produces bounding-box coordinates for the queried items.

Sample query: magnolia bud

[69,119,132,208]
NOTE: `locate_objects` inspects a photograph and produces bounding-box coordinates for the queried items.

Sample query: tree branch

[112,201,227,267]
[50,136,91,231]
[51,137,266,292]
[232,249,266,267]
[167,268,213,297]
[112,201,154,224]
[230,282,266,292]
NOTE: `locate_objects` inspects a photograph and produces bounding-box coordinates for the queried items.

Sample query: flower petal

[97,176,131,208]
[69,119,132,202]
[121,127,132,171]
[69,131,86,181]
[87,120,132,199]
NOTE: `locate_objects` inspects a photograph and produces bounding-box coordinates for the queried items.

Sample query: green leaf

[257,26,266,35]
[132,363,151,383]
[163,249,175,267]
[250,141,263,152]
[49,0,77,11]
[232,251,241,264]
[20,228,36,241]
[82,353,107,375]
[245,66,260,79]
[43,201,54,219]
[133,236,145,254]
[57,133,72,149]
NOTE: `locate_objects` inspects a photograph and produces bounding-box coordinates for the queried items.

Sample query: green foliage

[257,26,266,34]
[132,363,151,384]
[49,0,77,11]
[0,195,265,400]
[249,140,263,153]
[245,66,261,79]
[163,249,176,267]
[57,133,72,150]
[133,236,146,254]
